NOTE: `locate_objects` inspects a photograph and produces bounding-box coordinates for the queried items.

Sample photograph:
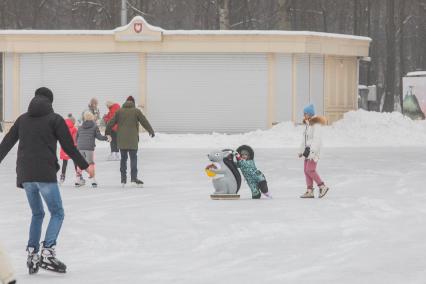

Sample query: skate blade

[28,264,39,275]
[28,267,39,274]
[210,194,240,200]
[131,183,144,188]
[40,264,66,274]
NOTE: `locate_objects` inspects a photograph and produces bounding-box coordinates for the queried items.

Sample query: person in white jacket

[298,104,330,198]
[0,243,16,284]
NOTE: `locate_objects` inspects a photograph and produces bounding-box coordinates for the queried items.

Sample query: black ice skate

[59,174,65,184]
[131,178,144,188]
[26,247,40,275]
[39,246,67,273]
[74,176,86,187]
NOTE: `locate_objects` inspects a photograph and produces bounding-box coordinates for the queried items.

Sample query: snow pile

[140,121,301,149]
[139,110,426,148]
[324,110,426,147]
[2,110,426,148]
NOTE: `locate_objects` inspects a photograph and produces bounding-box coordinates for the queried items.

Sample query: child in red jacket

[59,114,82,185]
[103,101,120,161]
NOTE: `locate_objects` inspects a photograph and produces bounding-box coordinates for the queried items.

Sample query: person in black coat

[0,87,93,274]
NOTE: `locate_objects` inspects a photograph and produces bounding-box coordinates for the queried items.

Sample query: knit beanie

[126,96,135,103]
[303,104,315,116]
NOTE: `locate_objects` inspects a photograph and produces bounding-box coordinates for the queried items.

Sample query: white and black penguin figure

[206,150,242,200]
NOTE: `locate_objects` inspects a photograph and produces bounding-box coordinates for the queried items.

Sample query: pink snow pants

[304,159,324,189]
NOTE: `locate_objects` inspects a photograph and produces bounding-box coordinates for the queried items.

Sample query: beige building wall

[324,56,358,123]
[0,17,369,131]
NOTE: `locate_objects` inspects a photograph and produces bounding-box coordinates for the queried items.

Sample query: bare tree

[383,0,396,112]
[218,0,230,29]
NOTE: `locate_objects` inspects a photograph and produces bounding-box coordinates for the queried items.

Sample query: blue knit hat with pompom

[303,104,315,116]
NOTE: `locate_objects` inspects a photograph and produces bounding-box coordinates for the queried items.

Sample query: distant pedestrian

[106,96,155,187]
[103,101,120,161]
[81,98,100,126]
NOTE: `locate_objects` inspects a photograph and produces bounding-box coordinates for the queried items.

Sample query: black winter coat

[0,96,89,188]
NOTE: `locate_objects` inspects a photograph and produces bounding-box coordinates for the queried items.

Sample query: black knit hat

[35,87,53,103]
[236,145,255,160]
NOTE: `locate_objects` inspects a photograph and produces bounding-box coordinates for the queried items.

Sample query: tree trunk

[277,0,291,29]
[383,0,396,112]
[218,0,230,30]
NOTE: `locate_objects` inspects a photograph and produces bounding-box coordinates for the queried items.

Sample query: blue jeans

[23,182,65,252]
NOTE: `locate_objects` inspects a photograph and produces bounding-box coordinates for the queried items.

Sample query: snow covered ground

[1,110,426,283]
[1,145,426,283]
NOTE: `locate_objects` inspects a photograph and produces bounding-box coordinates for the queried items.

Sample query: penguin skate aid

[205,145,271,200]
[205,149,242,200]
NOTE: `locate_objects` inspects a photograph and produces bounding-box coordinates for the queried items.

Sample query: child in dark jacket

[76,111,109,188]
[235,145,271,199]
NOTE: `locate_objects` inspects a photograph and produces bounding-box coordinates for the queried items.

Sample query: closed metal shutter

[310,55,324,115]
[296,54,310,118]
[20,53,140,120]
[296,54,324,117]
[275,54,293,122]
[3,53,14,121]
[147,53,268,133]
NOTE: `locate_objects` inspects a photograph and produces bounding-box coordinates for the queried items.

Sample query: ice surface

[1,110,426,283]
[1,146,426,283]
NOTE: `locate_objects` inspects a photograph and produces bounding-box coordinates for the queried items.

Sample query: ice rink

[1,146,425,283]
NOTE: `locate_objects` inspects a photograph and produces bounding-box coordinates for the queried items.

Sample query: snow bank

[139,110,426,148]
[2,110,426,148]
[324,110,426,147]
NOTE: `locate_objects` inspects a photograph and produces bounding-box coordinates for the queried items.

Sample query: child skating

[59,114,84,186]
[298,104,329,198]
[235,145,271,199]
[76,111,109,188]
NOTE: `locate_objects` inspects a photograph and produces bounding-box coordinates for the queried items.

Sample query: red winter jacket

[60,119,77,160]
[103,103,120,132]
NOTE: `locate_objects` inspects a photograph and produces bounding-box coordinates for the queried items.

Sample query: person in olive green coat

[106,96,155,187]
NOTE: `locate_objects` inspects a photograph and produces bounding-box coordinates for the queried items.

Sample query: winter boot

[26,247,40,275]
[131,178,144,188]
[262,192,273,199]
[252,191,261,199]
[89,177,97,188]
[59,174,65,184]
[39,246,67,273]
[300,189,314,198]
[319,184,329,198]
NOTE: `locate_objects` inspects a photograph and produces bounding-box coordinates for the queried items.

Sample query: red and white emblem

[134,23,143,33]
